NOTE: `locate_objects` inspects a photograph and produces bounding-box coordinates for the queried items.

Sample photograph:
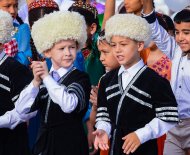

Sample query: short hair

[31,11,87,54]
[156,12,175,32]
[105,14,151,42]
[174,9,190,24]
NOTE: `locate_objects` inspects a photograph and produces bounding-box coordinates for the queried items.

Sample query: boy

[89,30,120,155]
[14,11,91,155]
[0,9,32,155]
[93,14,178,155]
[142,0,190,155]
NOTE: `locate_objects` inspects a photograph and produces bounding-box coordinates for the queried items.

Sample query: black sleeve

[95,76,111,124]
[151,75,179,122]
[67,72,91,113]
[10,62,33,104]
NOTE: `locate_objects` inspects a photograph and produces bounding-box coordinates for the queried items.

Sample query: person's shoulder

[144,67,169,84]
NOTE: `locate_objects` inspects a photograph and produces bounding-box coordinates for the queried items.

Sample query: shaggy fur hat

[31,11,87,54]
[0,10,14,44]
[105,14,151,42]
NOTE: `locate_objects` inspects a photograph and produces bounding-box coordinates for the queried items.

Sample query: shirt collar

[118,59,145,76]
[0,51,6,61]
[50,65,74,78]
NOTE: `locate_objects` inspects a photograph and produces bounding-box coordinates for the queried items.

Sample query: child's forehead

[174,22,190,30]
[111,36,135,42]
[0,0,18,5]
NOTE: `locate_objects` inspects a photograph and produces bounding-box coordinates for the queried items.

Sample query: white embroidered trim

[107,91,121,100]
[156,107,178,112]
[12,94,19,102]
[106,84,119,92]
[0,73,9,81]
[0,84,10,92]
[41,93,49,99]
[126,93,152,108]
[0,55,8,65]
[96,117,111,122]
[156,112,178,117]
[96,112,109,117]
[131,85,151,98]
[159,117,179,122]
[97,107,107,111]
[40,84,45,89]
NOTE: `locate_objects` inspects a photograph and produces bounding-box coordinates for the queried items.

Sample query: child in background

[94,14,178,155]
[89,30,119,155]
[14,11,91,155]
[0,9,33,155]
[0,0,32,66]
[142,1,190,154]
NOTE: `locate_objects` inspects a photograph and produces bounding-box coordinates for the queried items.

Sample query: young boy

[89,30,120,155]
[13,11,91,155]
[0,9,32,155]
[142,1,190,155]
[93,14,178,155]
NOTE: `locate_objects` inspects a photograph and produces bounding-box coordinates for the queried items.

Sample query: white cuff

[95,121,111,138]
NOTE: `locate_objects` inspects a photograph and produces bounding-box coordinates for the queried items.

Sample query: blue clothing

[13,23,32,66]
[74,51,85,71]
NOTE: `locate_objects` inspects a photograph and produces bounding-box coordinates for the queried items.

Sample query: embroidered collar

[50,65,74,78]
[118,59,145,76]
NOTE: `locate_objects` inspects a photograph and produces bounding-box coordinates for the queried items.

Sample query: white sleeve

[135,118,176,144]
[43,75,78,113]
[15,81,39,115]
[142,11,178,60]
[95,121,111,138]
[0,109,37,129]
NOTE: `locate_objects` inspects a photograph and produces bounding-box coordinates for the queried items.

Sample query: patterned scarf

[3,38,18,57]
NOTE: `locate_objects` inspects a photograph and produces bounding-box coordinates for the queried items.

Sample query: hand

[90,86,98,107]
[39,61,49,80]
[86,120,98,155]
[31,61,44,87]
[122,132,141,154]
[93,129,109,151]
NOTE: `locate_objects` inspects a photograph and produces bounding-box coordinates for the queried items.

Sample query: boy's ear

[43,49,51,58]
[137,41,145,52]
[90,23,97,35]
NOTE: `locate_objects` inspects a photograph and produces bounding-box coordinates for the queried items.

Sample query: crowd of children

[0,0,190,155]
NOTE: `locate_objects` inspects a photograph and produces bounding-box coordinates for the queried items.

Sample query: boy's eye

[110,44,116,47]
[184,31,190,35]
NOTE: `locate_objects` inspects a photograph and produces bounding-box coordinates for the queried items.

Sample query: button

[179,86,182,88]
[182,67,184,70]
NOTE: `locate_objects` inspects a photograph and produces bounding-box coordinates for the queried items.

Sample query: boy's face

[175,22,190,53]
[124,0,143,15]
[44,40,77,70]
[0,0,18,19]
[98,40,119,71]
[110,36,144,69]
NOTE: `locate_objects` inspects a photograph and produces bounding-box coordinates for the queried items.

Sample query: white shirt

[96,60,176,144]
[142,11,190,119]
[0,66,78,129]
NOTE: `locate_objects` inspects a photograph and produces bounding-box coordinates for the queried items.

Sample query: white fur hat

[31,11,87,54]
[0,10,14,44]
[105,14,151,42]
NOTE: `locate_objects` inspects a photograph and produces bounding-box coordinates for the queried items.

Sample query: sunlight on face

[110,36,144,69]
[44,40,77,70]
[175,22,190,53]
